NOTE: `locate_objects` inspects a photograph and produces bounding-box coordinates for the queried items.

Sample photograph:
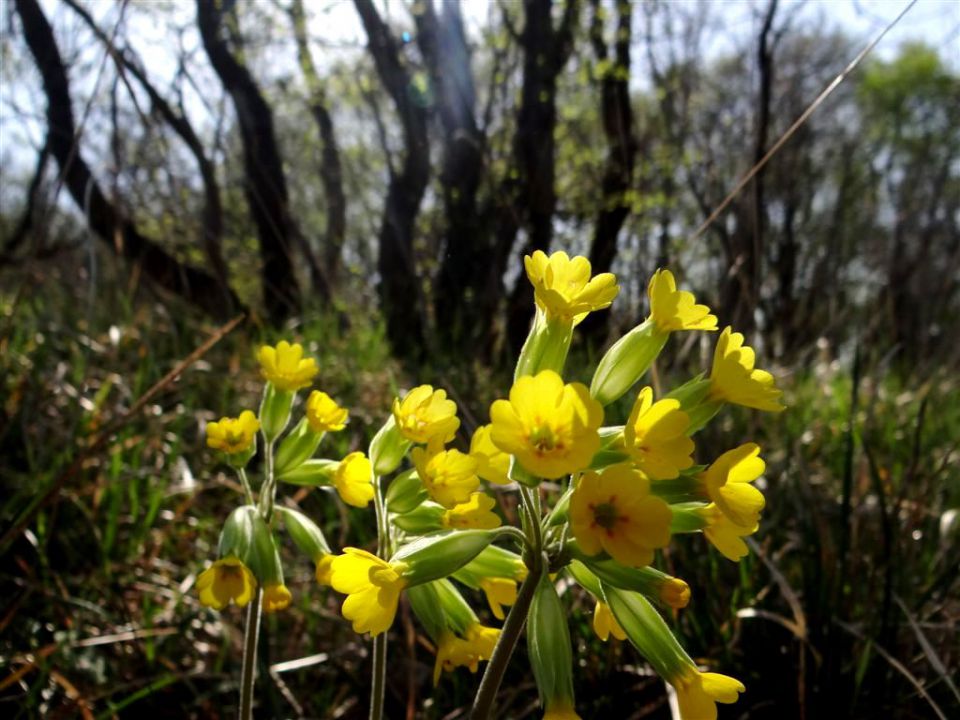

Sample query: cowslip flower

[411,445,480,509]
[305,390,348,432]
[329,548,407,636]
[624,387,694,479]
[314,554,334,586]
[673,667,745,720]
[262,583,292,613]
[333,451,374,508]
[432,623,500,684]
[700,443,765,526]
[442,492,501,530]
[708,327,784,412]
[525,250,619,325]
[196,557,257,610]
[543,705,582,720]
[660,577,692,609]
[470,424,511,485]
[700,504,758,561]
[593,600,626,642]
[490,370,603,479]
[479,576,519,620]
[647,269,718,333]
[570,464,672,567]
[257,341,318,392]
[206,411,259,455]
[393,385,460,444]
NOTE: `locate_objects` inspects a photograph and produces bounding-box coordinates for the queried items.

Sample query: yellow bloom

[196,557,257,610]
[262,583,292,613]
[647,269,718,333]
[432,623,500,684]
[479,576,519,620]
[392,385,460,444]
[314,554,334,586]
[673,667,745,720]
[701,504,757,561]
[592,600,626,642]
[543,701,582,720]
[624,387,694,479]
[443,492,501,530]
[660,577,691,609]
[206,410,259,455]
[708,327,784,412]
[525,250,619,325]
[257,341,318,392]
[329,548,406,636]
[569,464,672,567]
[490,370,603,479]
[470,425,511,485]
[701,443,765,527]
[411,446,480,509]
[305,390,348,432]
[334,451,374,508]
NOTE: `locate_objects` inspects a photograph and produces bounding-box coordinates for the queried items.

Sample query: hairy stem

[239,587,263,720]
[370,473,388,719]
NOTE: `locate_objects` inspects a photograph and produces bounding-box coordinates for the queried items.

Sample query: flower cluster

[191,254,783,720]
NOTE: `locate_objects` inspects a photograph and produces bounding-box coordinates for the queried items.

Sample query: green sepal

[452,545,526,586]
[433,578,479,636]
[369,415,412,476]
[218,505,257,560]
[274,418,323,475]
[509,456,540,487]
[277,458,338,486]
[528,573,576,710]
[276,506,331,559]
[392,529,499,587]
[667,502,710,533]
[571,556,684,610]
[407,582,447,643]
[590,319,668,406]
[385,468,428,514]
[247,512,283,586]
[260,383,293,442]
[392,502,445,534]
[515,310,574,380]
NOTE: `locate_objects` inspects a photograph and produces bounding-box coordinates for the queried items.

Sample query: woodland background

[1,0,958,718]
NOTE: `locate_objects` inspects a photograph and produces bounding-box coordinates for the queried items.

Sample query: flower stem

[470,486,544,719]
[369,473,389,719]
[238,587,263,720]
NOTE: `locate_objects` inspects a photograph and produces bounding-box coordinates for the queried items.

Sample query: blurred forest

[1,0,958,718]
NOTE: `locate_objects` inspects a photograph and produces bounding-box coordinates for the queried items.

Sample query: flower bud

[666,376,719,434]
[392,529,499,587]
[452,545,527,584]
[590,320,668,406]
[528,574,577,717]
[274,418,323,475]
[515,311,574,380]
[385,468,428,514]
[276,506,331,559]
[259,383,294,442]
[570,556,690,610]
[392,502,445,534]
[277,458,338,486]
[369,415,412,476]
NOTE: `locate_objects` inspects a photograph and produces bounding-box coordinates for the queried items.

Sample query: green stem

[237,467,255,506]
[259,440,276,522]
[470,487,544,719]
[370,473,388,719]
[238,587,263,720]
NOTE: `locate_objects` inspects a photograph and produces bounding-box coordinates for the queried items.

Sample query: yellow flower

[569,464,672,567]
[624,387,694,479]
[490,370,603,479]
[660,577,691,609]
[329,548,407,636]
[305,390,348,432]
[543,701,582,720]
[470,425,511,485]
[257,341,318,392]
[708,327,784,412]
[479,576,519,620]
[701,443,765,527]
[206,410,259,455]
[700,504,757,561]
[334,451,374,508]
[262,583,292,613]
[314,554,334,586]
[392,385,460,444]
[411,446,480,509]
[647,269,718,333]
[525,250,619,325]
[673,667,745,720]
[443,492,501,530]
[196,557,257,610]
[592,600,626,642]
[432,623,500,684]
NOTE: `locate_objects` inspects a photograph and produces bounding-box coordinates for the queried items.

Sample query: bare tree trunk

[288,0,347,287]
[197,0,309,324]
[354,0,429,360]
[2,137,48,260]
[581,0,637,341]
[14,0,240,320]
